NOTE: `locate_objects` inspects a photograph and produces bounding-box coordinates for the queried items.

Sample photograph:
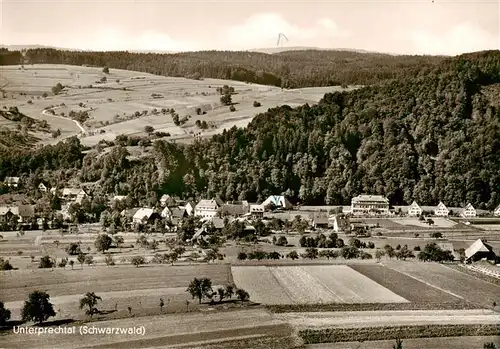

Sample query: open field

[349,264,465,305]
[0,64,355,146]
[0,263,231,321]
[389,218,456,228]
[307,336,500,349]
[386,261,500,308]
[277,309,500,329]
[231,265,407,305]
[0,308,289,349]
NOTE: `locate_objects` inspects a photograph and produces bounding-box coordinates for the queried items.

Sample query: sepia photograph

[0,0,499,348]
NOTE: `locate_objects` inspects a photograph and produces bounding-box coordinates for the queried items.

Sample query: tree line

[1,48,447,88]
[0,51,499,208]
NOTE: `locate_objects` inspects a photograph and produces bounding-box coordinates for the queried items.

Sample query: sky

[1,0,499,55]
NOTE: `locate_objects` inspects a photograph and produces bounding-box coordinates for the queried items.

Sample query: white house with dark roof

[434,202,449,217]
[249,204,264,218]
[494,204,500,217]
[4,177,20,188]
[460,203,476,218]
[262,195,292,210]
[350,195,389,215]
[407,201,422,216]
[38,183,48,192]
[194,199,221,218]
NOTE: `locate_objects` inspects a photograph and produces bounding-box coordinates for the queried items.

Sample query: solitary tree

[103,66,109,74]
[0,301,11,326]
[236,289,250,301]
[186,278,213,304]
[131,256,145,267]
[95,234,113,252]
[144,125,154,134]
[225,285,234,299]
[393,338,403,349]
[69,260,75,269]
[21,291,56,324]
[77,253,85,268]
[286,250,299,260]
[84,255,94,267]
[159,298,165,312]
[39,255,54,269]
[216,287,226,303]
[79,292,102,318]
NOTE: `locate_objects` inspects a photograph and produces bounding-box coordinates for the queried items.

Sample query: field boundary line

[297,266,346,303]
[444,264,500,288]
[380,263,465,301]
[160,334,269,348]
[267,266,299,305]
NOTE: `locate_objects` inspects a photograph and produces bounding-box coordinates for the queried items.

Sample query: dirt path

[275,309,500,329]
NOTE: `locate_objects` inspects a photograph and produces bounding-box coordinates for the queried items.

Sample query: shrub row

[299,324,500,344]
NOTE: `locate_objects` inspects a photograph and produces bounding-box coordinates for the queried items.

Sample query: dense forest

[1,51,499,209]
[0,48,446,88]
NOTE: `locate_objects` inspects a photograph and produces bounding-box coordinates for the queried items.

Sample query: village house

[434,202,449,217]
[132,208,160,224]
[494,204,500,217]
[160,194,173,207]
[249,204,264,219]
[112,195,127,202]
[329,214,350,233]
[311,212,329,229]
[262,195,293,210]
[4,177,20,188]
[220,201,249,217]
[182,201,195,216]
[38,182,48,192]
[350,194,389,215]
[194,199,221,218]
[460,203,477,218]
[0,205,36,223]
[407,201,422,217]
[51,187,88,204]
[465,239,496,263]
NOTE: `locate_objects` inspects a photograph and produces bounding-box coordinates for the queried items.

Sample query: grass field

[1,263,231,321]
[0,64,355,146]
[307,336,500,349]
[349,264,465,305]
[231,265,407,305]
[386,261,500,308]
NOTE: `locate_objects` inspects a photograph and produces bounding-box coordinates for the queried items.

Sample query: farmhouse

[221,201,249,217]
[38,182,48,192]
[112,195,127,201]
[0,205,35,223]
[465,239,496,263]
[407,201,422,216]
[262,195,293,210]
[52,188,89,204]
[329,214,350,233]
[181,201,195,216]
[132,208,160,224]
[311,212,329,229]
[460,203,477,218]
[194,199,221,218]
[350,195,389,215]
[160,194,172,207]
[494,204,500,217]
[434,202,449,217]
[4,176,20,188]
[249,204,264,219]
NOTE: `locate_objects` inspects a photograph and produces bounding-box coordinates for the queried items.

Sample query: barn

[465,239,496,263]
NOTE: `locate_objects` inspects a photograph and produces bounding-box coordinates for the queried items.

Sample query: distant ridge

[1,44,398,56]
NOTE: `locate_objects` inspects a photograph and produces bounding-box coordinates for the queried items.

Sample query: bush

[0,257,14,270]
[103,66,109,74]
[236,288,250,301]
[39,255,54,268]
[253,101,261,107]
[229,105,236,112]
[144,125,154,134]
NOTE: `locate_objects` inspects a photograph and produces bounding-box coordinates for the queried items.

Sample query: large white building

[350,195,389,215]
[407,201,422,216]
[194,199,221,218]
[434,202,449,217]
[460,203,477,218]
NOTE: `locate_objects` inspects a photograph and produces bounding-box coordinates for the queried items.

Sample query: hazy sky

[1,0,499,55]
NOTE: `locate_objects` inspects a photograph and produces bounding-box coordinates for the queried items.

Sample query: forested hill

[0,48,445,88]
[1,51,499,209]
